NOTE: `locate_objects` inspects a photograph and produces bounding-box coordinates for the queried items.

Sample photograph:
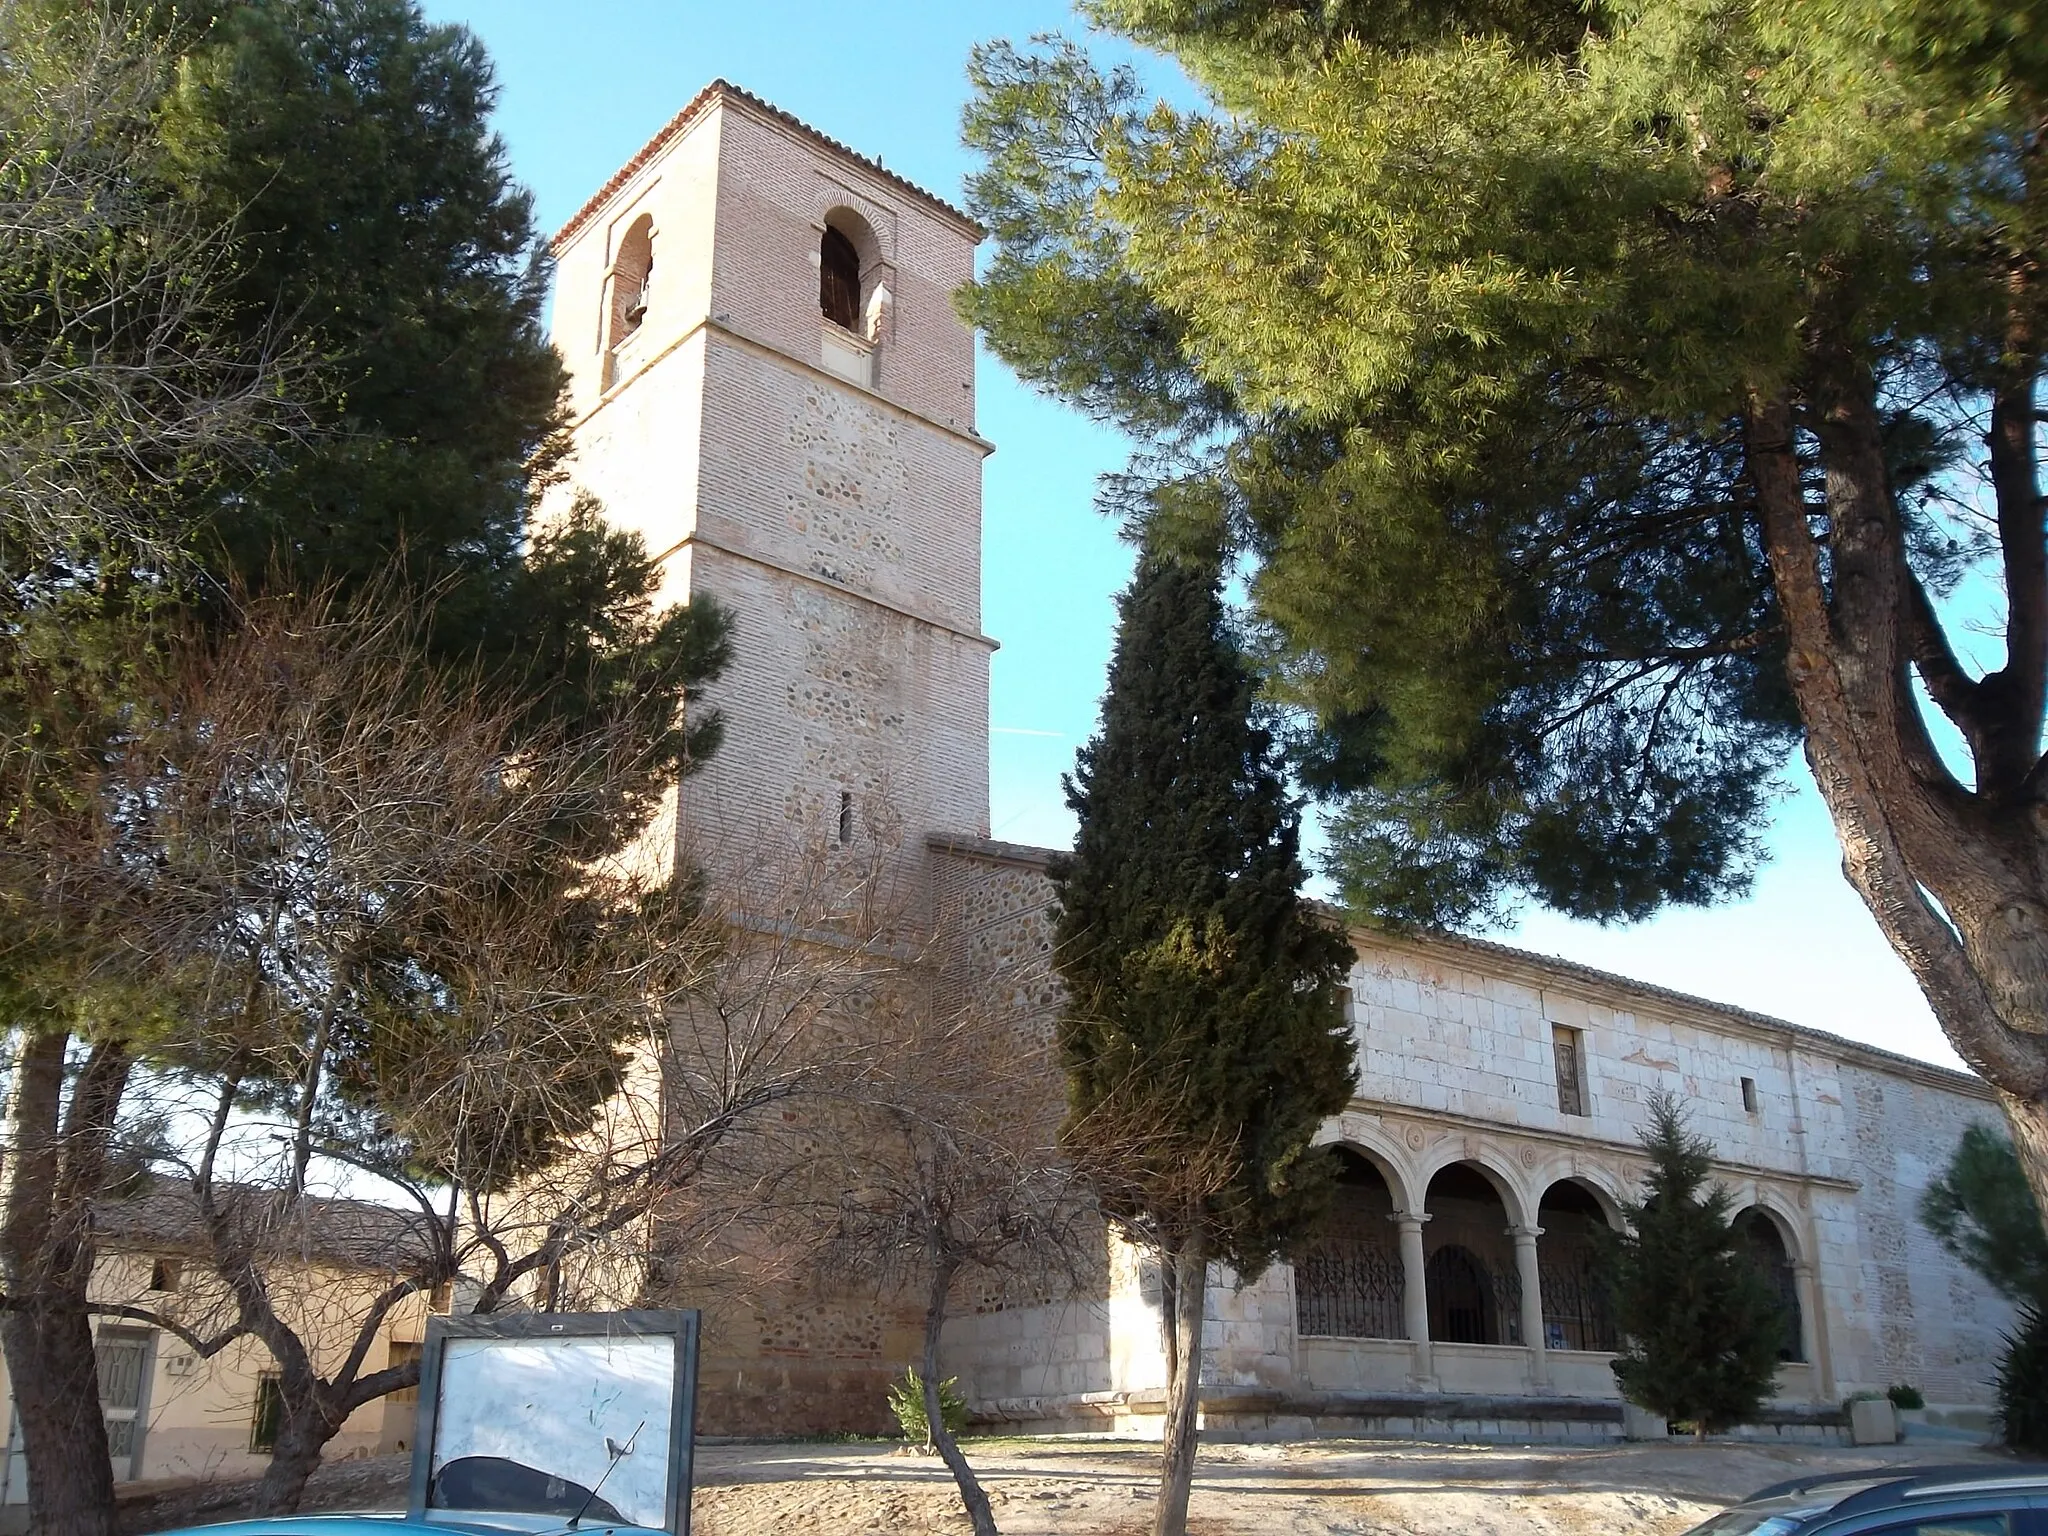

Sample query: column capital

[1506,1223,1545,1243]
[1791,1260,1816,1279]
[1389,1210,1432,1231]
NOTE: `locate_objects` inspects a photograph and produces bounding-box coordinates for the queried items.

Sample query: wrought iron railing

[1295,1239,1405,1340]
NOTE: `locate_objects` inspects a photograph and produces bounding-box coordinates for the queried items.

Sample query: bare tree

[808,970,1100,1536]
[55,620,936,1508]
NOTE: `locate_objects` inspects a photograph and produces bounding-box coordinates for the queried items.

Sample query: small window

[836,790,854,846]
[148,1257,181,1293]
[429,1279,453,1313]
[820,226,860,330]
[1741,1076,1759,1115]
[250,1373,283,1453]
[1553,1025,1588,1117]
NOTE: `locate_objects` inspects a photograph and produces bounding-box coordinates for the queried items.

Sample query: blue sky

[420,0,1960,1069]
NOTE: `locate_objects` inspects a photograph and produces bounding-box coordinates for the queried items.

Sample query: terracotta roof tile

[552,79,983,252]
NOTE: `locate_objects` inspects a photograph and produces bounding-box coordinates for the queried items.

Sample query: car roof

[154,1513,670,1536]
[1742,1463,2048,1517]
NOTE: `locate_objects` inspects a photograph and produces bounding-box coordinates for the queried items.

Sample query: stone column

[1509,1224,1547,1391]
[1392,1211,1434,1389]
[1792,1261,1829,1400]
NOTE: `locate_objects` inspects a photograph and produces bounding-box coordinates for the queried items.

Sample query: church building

[545,81,2014,1440]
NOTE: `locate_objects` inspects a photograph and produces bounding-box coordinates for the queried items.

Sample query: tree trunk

[1746,386,2048,1228]
[0,1030,121,1536]
[920,1261,999,1536]
[1153,1236,1206,1536]
[253,1389,337,1516]
[0,1306,114,1536]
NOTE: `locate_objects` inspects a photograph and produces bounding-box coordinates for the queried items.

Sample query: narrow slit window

[1741,1076,1759,1114]
[837,790,853,846]
[1552,1025,1588,1117]
[148,1257,181,1293]
[821,226,861,330]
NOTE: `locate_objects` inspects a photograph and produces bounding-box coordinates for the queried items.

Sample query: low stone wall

[970,1387,1855,1446]
[972,1387,1628,1443]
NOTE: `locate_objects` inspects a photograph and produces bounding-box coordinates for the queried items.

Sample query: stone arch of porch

[1527,1163,1630,1230]
[1314,1120,1420,1214]
[1414,1146,1533,1229]
[1730,1188,1808,1263]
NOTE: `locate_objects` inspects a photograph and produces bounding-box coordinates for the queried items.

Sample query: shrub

[1887,1383,1925,1411]
[886,1368,967,1448]
[1609,1095,1786,1435]
[1999,1306,2048,1455]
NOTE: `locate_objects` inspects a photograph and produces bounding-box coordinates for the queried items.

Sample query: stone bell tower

[545,81,993,890]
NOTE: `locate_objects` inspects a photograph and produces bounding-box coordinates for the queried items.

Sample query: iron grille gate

[1538,1252,1617,1352]
[1295,1239,1404,1340]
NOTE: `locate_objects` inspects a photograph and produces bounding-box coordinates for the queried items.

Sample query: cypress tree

[1050,521,1355,1536]
[1609,1094,1786,1435]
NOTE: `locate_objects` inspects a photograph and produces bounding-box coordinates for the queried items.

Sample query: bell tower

[546,81,993,891]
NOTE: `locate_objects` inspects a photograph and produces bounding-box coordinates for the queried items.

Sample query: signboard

[407,1310,700,1536]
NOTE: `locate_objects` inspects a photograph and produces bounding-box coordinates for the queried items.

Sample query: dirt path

[118,1437,2006,1536]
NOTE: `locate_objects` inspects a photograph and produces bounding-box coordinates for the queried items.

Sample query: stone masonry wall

[1341,932,2013,1407]
[1835,1064,2012,1403]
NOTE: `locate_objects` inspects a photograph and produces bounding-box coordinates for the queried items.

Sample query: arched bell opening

[819,223,861,330]
[607,214,654,351]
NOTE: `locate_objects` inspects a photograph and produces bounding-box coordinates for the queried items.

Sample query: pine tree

[961,2,2048,1233]
[1921,1123,2048,1308]
[1609,1094,1786,1435]
[1050,521,1355,1536]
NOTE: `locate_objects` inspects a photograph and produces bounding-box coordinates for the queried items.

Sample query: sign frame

[405,1309,700,1536]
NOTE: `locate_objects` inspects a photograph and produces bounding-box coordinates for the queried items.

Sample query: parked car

[1683,1464,2048,1535]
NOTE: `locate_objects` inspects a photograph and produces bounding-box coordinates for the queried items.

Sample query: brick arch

[605,212,656,355]
[820,203,886,271]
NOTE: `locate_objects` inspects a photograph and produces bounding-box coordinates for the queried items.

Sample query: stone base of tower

[678,1291,926,1437]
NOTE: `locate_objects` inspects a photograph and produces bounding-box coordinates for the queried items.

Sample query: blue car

[1683,1464,2048,1535]
[151,1516,668,1536]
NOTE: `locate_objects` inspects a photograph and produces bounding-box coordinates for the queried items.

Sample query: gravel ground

[116,1436,2009,1536]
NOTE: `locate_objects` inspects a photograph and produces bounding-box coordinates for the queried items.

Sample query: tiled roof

[552,79,983,251]
[97,1185,444,1270]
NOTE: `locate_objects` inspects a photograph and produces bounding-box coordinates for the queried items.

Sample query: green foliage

[145,0,735,800]
[1048,521,1357,1276]
[886,1369,968,1447]
[158,0,564,609]
[1998,1307,2048,1455]
[1919,1123,2048,1307]
[1887,1382,1925,1411]
[962,0,2045,929]
[1608,1095,1786,1433]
